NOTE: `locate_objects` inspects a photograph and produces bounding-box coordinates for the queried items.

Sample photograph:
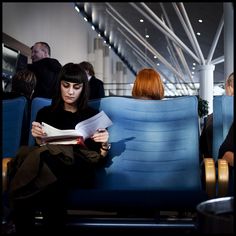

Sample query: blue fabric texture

[28,97,52,146]
[212,96,234,160]
[3,96,27,158]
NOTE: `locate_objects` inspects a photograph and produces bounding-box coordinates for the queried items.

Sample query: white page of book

[41,110,112,142]
[75,110,113,139]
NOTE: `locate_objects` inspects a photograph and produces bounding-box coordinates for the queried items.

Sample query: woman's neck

[64,103,77,113]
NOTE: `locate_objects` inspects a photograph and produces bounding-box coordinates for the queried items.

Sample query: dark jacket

[200,113,213,157]
[89,76,105,100]
[218,122,234,159]
[28,58,62,99]
[8,144,104,202]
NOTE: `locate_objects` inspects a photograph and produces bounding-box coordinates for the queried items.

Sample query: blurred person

[218,122,234,167]
[218,121,234,195]
[3,69,37,100]
[2,69,37,145]
[2,69,37,233]
[79,61,105,99]
[225,72,234,96]
[28,42,62,99]
[132,68,164,100]
[200,72,234,158]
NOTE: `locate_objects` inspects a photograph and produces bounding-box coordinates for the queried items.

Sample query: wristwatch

[101,142,111,151]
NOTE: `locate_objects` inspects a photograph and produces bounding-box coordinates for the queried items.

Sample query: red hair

[132,68,164,100]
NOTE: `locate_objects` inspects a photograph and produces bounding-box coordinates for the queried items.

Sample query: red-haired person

[132,68,164,100]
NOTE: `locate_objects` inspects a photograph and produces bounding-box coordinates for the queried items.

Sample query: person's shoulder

[41,58,62,67]
[38,105,53,114]
[2,92,23,100]
[91,76,103,84]
[31,58,62,69]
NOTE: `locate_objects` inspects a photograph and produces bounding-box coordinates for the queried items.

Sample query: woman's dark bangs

[62,74,84,84]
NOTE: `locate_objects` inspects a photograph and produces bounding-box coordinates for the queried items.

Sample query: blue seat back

[28,97,51,146]
[2,96,27,158]
[212,96,234,160]
[72,96,205,209]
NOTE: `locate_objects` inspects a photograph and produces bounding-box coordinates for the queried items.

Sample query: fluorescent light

[75,6,80,13]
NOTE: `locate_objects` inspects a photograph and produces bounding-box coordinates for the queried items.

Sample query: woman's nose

[68,87,74,94]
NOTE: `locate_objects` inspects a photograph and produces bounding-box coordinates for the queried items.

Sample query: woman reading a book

[8,63,111,234]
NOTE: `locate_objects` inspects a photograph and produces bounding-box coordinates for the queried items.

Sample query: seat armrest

[202,158,216,198]
[2,157,13,193]
[217,159,229,197]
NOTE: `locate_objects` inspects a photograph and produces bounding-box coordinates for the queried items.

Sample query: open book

[41,111,113,145]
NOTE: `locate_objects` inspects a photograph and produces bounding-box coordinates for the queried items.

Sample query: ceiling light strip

[74,3,136,75]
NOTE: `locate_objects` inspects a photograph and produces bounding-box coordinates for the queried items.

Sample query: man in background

[28,42,62,98]
[79,61,105,99]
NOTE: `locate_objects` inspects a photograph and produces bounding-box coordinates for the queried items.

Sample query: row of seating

[4,95,233,157]
[2,95,233,229]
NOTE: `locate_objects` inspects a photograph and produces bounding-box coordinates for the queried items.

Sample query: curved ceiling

[75,2,227,94]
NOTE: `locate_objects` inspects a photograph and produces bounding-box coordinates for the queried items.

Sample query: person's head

[132,68,164,100]
[31,42,51,63]
[225,72,234,96]
[11,69,37,99]
[79,61,95,77]
[52,63,89,112]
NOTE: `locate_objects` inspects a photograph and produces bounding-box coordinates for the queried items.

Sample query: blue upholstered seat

[24,96,207,210]
[66,96,207,211]
[28,97,52,146]
[212,96,234,160]
[2,96,27,158]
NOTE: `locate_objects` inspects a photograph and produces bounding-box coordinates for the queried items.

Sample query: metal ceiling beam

[138,2,201,64]
[160,5,195,91]
[119,28,177,86]
[166,47,187,95]
[206,15,224,64]
[211,56,224,65]
[134,2,194,90]
[178,2,205,64]
[161,15,195,90]
[171,3,200,62]
[105,4,193,90]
